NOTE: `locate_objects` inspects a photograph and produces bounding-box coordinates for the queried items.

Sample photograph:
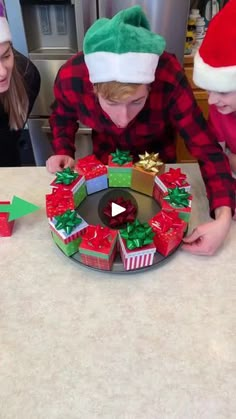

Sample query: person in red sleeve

[193,0,236,173]
[46,5,234,256]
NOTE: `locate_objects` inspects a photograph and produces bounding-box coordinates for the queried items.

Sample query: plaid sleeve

[49,68,79,158]
[168,64,235,217]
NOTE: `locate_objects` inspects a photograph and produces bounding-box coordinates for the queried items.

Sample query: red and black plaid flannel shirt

[50,51,235,216]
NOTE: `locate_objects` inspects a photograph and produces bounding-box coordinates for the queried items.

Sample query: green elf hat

[83,5,166,84]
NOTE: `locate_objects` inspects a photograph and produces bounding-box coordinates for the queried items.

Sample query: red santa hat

[193,0,236,92]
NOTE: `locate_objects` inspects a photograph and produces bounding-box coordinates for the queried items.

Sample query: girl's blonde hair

[94,81,142,101]
[0,50,29,130]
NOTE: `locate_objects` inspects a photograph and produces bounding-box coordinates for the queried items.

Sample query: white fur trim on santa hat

[193,50,236,92]
[0,17,12,44]
[85,51,159,84]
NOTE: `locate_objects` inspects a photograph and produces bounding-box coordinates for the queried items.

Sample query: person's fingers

[64,158,75,169]
[181,241,206,255]
[182,227,201,243]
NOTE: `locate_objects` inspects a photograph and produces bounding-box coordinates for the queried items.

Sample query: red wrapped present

[131,152,165,196]
[46,188,74,218]
[50,167,86,208]
[153,168,191,203]
[118,219,156,270]
[149,210,187,256]
[79,225,118,270]
[49,210,88,256]
[160,187,192,222]
[0,201,15,237]
[76,154,107,180]
[76,154,108,194]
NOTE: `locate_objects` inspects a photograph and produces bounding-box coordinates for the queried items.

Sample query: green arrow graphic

[0,196,40,221]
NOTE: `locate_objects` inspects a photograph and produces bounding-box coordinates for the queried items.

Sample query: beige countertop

[0,164,235,419]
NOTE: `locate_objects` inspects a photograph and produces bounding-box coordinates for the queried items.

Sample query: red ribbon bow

[103,197,137,227]
[151,211,184,233]
[161,168,187,187]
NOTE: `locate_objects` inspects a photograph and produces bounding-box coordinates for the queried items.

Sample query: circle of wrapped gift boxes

[46,150,192,271]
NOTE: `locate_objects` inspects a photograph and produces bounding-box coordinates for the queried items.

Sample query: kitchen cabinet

[176,55,209,163]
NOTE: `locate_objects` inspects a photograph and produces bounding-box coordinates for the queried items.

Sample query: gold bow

[135,152,163,173]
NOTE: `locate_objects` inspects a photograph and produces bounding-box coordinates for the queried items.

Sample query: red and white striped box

[49,212,88,256]
[118,234,156,271]
[153,169,191,204]
[49,214,88,242]
[160,193,192,223]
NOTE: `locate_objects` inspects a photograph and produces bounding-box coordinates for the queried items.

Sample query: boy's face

[0,42,14,93]
[97,84,149,128]
[208,91,236,115]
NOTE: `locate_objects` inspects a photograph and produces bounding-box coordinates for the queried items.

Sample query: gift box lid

[150,210,187,235]
[155,168,190,189]
[49,211,88,239]
[119,234,156,257]
[79,225,118,257]
[76,154,107,179]
[162,187,192,209]
[108,154,133,169]
[51,172,85,193]
[134,152,164,174]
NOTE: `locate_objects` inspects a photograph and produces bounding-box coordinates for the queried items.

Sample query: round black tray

[54,187,183,274]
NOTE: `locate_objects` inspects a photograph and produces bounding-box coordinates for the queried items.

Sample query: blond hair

[94,81,142,101]
[0,53,29,130]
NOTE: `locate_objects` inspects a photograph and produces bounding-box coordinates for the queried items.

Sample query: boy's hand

[46,155,75,173]
[182,206,232,255]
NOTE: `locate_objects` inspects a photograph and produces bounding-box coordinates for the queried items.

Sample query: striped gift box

[160,193,192,223]
[49,213,88,256]
[118,234,156,271]
[153,170,191,204]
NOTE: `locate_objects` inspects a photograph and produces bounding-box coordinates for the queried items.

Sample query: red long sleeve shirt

[50,51,235,216]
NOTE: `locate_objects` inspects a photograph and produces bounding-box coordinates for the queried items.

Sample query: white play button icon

[111,202,126,217]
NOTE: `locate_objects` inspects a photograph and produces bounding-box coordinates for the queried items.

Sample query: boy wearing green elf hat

[46,6,234,256]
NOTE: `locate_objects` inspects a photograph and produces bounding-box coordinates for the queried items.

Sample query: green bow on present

[163,187,190,208]
[54,210,82,235]
[120,219,155,250]
[111,149,132,165]
[135,151,163,173]
[55,167,78,185]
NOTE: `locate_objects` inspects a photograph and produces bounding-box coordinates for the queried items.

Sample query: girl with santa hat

[193,0,236,174]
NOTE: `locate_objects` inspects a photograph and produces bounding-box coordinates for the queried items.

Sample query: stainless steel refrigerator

[5,0,190,165]
[97,0,190,65]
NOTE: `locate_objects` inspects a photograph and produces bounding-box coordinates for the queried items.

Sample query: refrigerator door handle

[41,124,92,135]
[74,0,85,50]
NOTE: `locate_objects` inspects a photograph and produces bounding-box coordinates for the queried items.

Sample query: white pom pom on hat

[193,0,236,92]
[83,5,166,84]
[0,0,12,44]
